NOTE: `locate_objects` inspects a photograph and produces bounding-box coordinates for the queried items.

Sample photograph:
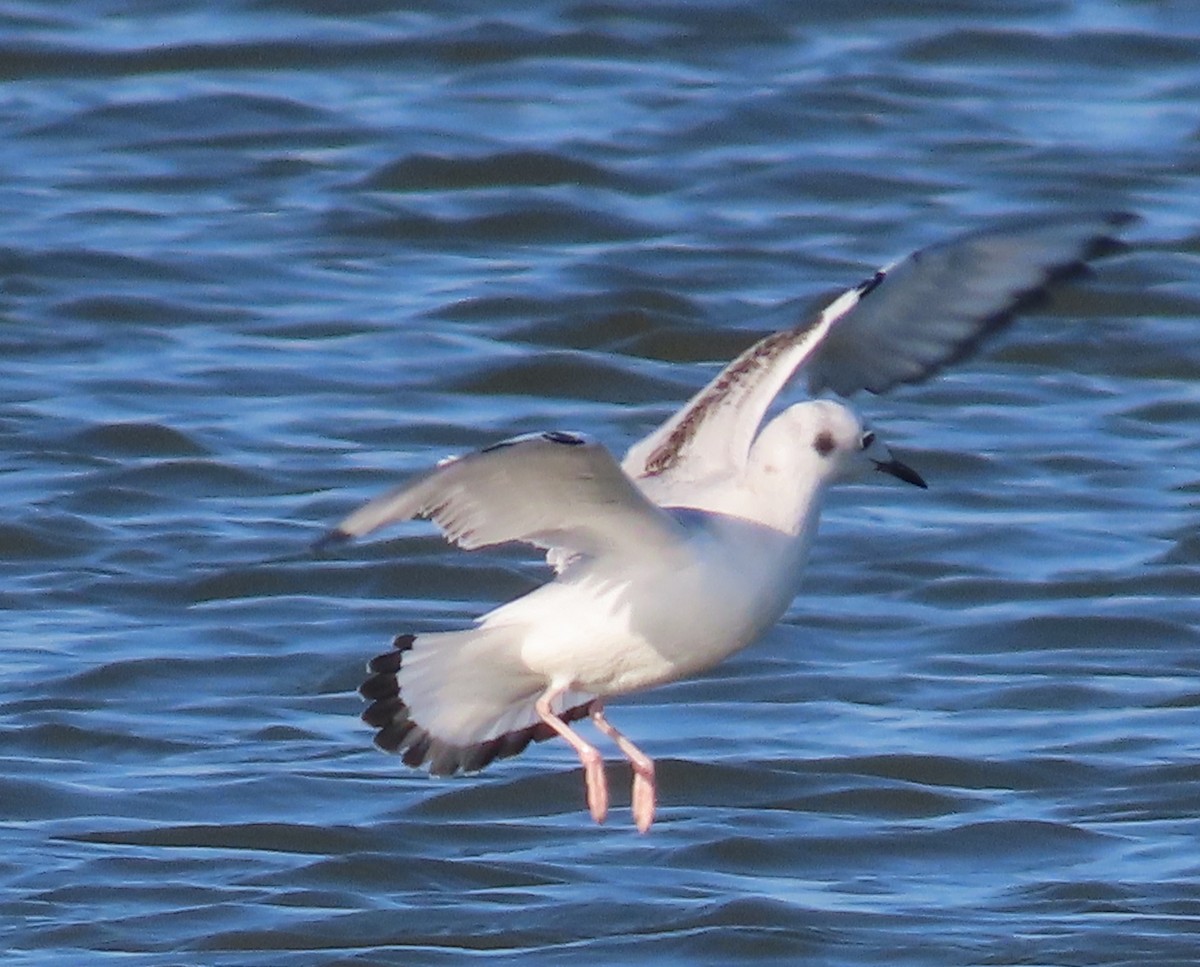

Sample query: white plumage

[322,211,1132,832]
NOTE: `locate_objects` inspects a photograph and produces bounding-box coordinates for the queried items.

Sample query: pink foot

[535,686,609,826]
[591,703,657,833]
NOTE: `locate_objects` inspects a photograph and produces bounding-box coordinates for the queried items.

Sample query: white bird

[320,211,1131,833]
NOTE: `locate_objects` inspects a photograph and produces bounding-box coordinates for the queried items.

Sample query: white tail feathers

[360,627,594,775]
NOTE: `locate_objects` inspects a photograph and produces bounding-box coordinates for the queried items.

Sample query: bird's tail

[360,629,594,776]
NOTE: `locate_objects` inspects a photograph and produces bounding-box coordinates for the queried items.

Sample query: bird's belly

[510,533,804,696]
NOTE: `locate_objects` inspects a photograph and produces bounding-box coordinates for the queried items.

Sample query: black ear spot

[813,430,836,457]
[542,430,585,446]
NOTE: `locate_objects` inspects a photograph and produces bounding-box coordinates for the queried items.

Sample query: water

[3,1,1200,964]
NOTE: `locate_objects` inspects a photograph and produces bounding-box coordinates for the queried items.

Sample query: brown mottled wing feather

[620,294,854,481]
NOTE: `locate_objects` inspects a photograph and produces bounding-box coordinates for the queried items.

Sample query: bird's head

[750,399,927,494]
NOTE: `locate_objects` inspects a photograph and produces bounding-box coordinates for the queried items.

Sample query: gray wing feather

[321,431,684,563]
[806,211,1134,396]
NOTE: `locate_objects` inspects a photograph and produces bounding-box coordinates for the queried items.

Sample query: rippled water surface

[4,1,1200,964]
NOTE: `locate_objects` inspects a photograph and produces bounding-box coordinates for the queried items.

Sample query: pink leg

[535,686,608,825]
[590,703,657,833]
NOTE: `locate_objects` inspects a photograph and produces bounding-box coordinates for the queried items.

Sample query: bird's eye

[860,431,876,450]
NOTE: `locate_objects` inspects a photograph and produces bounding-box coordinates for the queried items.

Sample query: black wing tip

[359,632,592,777]
[857,210,1136,397]
[541,430,586,446]
[1101,209,1138,230]
[481,429,588,453]
[1023,209,1138,298]
[1078,210,1138,262]
[855,269,888,299]
[365,634,415,676]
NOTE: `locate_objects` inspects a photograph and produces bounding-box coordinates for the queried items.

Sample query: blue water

[3,2,1200,964]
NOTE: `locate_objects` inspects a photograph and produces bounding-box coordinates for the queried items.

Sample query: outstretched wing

[318,430,686,567]
[622,211,1133,484]
[804,211,1133,396]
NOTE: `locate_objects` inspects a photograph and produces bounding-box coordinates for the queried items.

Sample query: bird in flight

[320,211,1132,833]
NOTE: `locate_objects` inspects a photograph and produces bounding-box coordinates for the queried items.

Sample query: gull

[320,211,1131,832]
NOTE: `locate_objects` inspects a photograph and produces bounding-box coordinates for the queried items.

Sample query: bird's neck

[742,465,831,539]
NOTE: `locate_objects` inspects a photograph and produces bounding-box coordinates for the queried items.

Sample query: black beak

[873,456,927,489]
